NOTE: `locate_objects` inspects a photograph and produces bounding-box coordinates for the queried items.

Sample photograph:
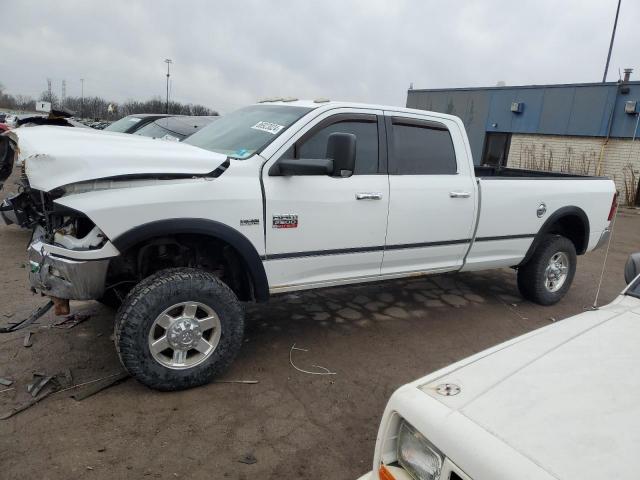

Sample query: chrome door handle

[356,192,383,200]
[449,191,471,198]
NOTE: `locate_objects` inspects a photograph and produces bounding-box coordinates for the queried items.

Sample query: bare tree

[39,90,59,106]
[0,84,217,120]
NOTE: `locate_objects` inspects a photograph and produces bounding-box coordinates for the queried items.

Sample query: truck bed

[461,167,615,272]
[475,165,605,179]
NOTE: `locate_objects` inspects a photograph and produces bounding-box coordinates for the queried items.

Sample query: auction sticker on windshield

[251,121,285,135]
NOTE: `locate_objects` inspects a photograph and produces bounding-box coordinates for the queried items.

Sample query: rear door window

[389,119,456,174]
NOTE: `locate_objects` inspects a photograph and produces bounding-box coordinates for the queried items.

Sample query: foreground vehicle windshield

[184,104,312,159]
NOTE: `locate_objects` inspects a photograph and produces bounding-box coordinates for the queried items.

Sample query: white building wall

[507,134,640,205]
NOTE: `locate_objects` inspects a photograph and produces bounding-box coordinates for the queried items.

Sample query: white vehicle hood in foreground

[12,126,227,191]
[420,296,640,479]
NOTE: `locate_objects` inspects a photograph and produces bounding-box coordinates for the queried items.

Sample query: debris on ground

[70,371,129,401]
[0,377,13,386]
[0,387,15,395]
[238,453,257,465]
[289,343,337,376]
[27,373,55,397]
[494,296,528,321]
[23,331,32,348]
[0,370,74,420]
[0,389,55,420]
[52,313,91,329]
[0,301,53,333]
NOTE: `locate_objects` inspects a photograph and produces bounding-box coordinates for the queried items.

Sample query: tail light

[608,192,618,221]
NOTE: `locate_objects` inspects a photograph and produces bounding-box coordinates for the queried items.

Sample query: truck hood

[420,295,640,479]
[12,126,227,191]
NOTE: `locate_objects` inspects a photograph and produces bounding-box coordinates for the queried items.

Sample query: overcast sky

[2,0,638,113]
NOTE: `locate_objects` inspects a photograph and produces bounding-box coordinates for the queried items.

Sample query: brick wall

[506,134,640,205]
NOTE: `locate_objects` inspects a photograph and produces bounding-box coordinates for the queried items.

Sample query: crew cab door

[262,108,389,291]
[381,113,476,275]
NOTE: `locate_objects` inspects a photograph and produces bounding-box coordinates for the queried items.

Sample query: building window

[482,132,512,167]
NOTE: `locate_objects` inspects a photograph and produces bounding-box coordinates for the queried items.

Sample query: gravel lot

[0,206,638,479]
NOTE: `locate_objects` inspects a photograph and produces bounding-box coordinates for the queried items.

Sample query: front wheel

[114,268,244,391]
[517,235,577,305]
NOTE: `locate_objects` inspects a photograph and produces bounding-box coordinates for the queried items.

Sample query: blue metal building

[406,78,640,167]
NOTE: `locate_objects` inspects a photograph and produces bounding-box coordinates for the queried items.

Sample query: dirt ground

[0,208,638,480]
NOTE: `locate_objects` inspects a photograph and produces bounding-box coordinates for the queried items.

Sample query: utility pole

[602,0,622,82]
[164,58,172,114]
[61,80,66,107]
[80,78,84,119]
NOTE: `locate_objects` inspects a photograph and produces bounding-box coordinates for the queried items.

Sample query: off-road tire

[114,268,244,391]
[517,234,577,306]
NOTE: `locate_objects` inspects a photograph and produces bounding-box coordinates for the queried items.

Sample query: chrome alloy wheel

[147,301,221,370]
[544,252,569,293]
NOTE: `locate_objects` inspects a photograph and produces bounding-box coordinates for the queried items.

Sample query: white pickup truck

[0,100,616,390]
[357,253,640,480]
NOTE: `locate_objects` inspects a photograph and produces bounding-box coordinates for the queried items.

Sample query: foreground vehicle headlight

[396,421,443,480]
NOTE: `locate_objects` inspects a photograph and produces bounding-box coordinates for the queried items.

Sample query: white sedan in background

[358,253,640,480]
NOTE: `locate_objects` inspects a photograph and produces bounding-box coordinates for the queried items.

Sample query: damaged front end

[28,238,112,305]
[2,168,119,306]
[26,212,117,303]
[1,125,230,307]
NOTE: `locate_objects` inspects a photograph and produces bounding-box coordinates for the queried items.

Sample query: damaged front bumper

[28,240,120,300]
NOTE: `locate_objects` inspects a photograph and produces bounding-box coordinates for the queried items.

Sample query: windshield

[104,115,143,133]
[184,105,312,159]
[134,121,184,141]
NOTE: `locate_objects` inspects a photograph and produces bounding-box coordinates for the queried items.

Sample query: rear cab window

[388,117,457,175]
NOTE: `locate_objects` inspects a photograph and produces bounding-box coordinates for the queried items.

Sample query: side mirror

[624,252,640,284]
[327,132,356,177]
[268,158,333,176]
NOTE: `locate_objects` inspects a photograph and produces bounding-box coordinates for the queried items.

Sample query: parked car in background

[88,121,111,130]
[0,100,616,391]
[5,108,90,129]
[103,113,172,134]
[15,107,87,128]
[357,252,640,480]
[133,115,219,142]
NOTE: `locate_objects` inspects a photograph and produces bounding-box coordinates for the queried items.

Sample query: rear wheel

[517,235,576,305]
[114,268,244,391]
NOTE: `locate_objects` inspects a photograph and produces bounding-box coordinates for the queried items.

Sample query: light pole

[602,0,622,82]
[164,59,172,113]
[80,78,84,119]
